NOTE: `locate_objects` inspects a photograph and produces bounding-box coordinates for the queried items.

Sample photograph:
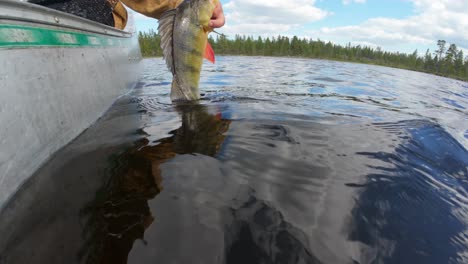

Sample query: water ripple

[1,56,467,264]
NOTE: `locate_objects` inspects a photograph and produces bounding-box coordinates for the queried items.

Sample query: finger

[209,15,225,28]
[209,2,225,28]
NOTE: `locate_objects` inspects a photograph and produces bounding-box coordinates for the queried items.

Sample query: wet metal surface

[0,57,467,263]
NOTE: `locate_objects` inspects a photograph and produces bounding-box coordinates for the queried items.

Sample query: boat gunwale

[0,23,135,49]
[0,0,132,38]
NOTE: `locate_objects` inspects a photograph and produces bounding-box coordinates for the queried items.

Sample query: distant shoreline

[138,31,467,82]
[140,54,468,82]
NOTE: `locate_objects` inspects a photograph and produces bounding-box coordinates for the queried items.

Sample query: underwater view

[0,56,467,264]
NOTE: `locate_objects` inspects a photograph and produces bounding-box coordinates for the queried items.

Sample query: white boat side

[0,0,142,209]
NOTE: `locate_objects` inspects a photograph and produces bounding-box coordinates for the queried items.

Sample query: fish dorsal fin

[158,9,177,74]
[204,41,215,63]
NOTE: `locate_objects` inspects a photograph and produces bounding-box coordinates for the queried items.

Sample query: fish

[158,0,218,102]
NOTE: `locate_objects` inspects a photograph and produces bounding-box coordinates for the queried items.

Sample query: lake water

[1,56,467,264]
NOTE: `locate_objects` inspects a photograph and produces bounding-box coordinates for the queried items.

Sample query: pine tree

[137,33,467,81]
[435,40,446,73]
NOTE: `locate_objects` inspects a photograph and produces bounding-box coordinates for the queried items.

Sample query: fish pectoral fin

[204,41,215,64]
[202,25,213,33]
[158,9,177,74]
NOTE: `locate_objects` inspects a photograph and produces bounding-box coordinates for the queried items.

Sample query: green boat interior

[28,0,116,26]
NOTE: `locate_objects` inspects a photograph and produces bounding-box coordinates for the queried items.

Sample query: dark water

[1,57,467,264]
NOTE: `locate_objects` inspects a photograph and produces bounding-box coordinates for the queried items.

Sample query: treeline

[138,31,468,81]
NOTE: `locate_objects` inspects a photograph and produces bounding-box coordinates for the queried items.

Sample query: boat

[0,0,142,209]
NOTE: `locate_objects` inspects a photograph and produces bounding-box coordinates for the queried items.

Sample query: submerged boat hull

[0,0,142,208]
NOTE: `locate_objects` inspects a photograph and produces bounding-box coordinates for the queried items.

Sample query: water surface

[1,57,467,264]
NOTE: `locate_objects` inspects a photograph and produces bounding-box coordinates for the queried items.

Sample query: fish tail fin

[170,79,184,102]
[170,79,200,102]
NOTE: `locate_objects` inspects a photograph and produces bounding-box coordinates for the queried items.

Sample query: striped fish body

[158,0,217,102]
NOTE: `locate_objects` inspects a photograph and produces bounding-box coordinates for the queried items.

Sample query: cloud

[222,0,329,36]
[133,12,152,21]
[310,0,468,52]
[132,0,468,54]
[342,0,366,5]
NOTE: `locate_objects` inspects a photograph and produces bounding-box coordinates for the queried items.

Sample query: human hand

[209,2,225,28]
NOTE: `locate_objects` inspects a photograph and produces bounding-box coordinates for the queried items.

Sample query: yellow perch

[158,0,218,102]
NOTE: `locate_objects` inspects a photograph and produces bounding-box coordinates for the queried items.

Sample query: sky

[134,0,468,55]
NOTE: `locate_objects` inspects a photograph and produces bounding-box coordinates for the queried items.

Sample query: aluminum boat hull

[0,0,142,208]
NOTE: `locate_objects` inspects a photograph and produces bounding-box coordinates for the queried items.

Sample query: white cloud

[223,23,293,36]
[342,0,366,5]
[222,0,329,36]
[310,0,468,53]
[132,0,468,54]
[134,12,152,21]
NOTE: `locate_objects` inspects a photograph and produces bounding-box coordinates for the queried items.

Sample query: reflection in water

[1,57,467,264]
[78,104,231,264]
[225,193,322,264]
[347,120,468,264]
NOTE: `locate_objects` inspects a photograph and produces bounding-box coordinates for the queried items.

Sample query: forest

[138,30,468,81]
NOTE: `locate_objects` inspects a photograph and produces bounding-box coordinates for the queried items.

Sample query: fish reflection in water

[78,103,322,264]
[78,104,231,263]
